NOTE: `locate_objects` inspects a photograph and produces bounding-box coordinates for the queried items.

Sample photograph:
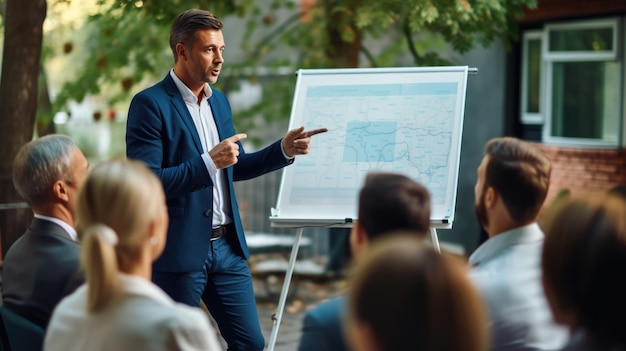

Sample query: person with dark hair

[541,194,626,351]
[469,137,567,351]
[346,235,489,351]
[125,9,326,350]
[44,160,221,351]
[298,172,431,351]
[2,135,89,328]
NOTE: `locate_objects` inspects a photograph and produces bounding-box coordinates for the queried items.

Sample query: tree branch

[249,11,306,62]
[360,46,378,67]
[403,20,421,66]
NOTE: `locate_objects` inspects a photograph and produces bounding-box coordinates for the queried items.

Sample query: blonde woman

[44,160,221,351]
[346,235,489,351]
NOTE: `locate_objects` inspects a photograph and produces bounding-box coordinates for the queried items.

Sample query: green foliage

[50,0,261,111]
[45,0,536,142]
[0,0,5,26]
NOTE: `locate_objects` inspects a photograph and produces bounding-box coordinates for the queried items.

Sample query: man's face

[184,29,225,85]
[474,155,489,229]
[66,147,89,214]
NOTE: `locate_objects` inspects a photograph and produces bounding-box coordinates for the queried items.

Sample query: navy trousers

[153,236,264,351]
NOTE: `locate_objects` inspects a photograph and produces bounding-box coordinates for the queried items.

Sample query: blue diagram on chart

[343,121,397,163]
[289,82,458,207]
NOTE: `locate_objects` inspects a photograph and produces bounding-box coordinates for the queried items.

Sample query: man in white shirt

[469,137,568,351]
[126,9,326,350]
[2,135,89,328]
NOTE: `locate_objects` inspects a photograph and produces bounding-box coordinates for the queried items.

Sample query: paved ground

[257,271,347,351]
[210,266,348,351]
[258,300,305,351]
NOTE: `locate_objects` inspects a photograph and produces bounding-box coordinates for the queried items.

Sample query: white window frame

[540,17,622,147]
[543,18,618,62]
[520,30,544,124]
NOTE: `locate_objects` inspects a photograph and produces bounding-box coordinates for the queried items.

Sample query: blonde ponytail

[81,225,119,313]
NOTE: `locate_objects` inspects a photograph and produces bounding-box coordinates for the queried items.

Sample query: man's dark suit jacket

[126,73,292,274]
[1,218,83,328]
[298,296,348,351]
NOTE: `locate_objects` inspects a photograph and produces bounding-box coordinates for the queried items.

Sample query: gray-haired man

[2,135,89,328]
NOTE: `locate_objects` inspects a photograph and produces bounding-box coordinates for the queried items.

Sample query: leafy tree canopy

[44,0,536,134]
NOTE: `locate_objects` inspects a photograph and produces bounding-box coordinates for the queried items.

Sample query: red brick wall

[536,144,626,207]
[521,0,626,23]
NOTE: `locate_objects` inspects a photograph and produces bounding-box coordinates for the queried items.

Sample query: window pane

[551,61,620,141]
[549,28,613,51]
[526,39,541,113]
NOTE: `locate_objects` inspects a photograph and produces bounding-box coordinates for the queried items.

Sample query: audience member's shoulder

[305,296,345,322]
[3,234,28,259]
[154,303,216,346]
[114,297,213,337]
[171,301,213,323]
[51,284,88,314]
[4,229,80,270]
[34,234,81,265]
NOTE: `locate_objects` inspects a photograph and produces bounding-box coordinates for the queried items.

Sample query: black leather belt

[211,224,233,241]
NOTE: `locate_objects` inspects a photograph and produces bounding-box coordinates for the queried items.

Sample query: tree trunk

[323,0,362,68]
[37,64,57,136]
[0,0,46,258]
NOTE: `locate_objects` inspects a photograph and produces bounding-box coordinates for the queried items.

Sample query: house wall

[441,41,509,253]
[514,0,626,210]
[537,145,626,204]
[521,0,626,24]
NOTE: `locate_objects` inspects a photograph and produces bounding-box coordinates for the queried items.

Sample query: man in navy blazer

[2,135,89,328]
[298,172,431,351]
[126,9,326,351]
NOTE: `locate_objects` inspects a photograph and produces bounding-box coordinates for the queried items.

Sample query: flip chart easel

[265,226,304,351]
[266,222,446,351]
[266,66,476,350]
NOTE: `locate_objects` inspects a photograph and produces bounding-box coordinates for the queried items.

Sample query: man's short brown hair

[358,172,431,240]
[484,137,551,223]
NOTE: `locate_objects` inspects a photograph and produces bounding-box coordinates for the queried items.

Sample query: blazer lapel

[163,74,203,153]
[208,95,226,140]
[207,93,234,181]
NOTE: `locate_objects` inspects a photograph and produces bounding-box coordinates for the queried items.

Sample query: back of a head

[484,137,551,223]
[346,235,488,351]
[542,194,626,347]
[357,172,431,241]
[12,135,76,207]
[77,159,165,313]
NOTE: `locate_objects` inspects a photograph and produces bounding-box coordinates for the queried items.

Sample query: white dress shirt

[170,69,232,227]
[469,223,568,351]
[44,273,222,351]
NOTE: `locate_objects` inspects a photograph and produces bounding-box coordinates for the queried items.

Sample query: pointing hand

[282,126,328,157]
[209,133,247,169]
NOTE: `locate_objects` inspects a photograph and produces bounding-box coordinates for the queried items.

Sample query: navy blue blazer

[298,296,348,351]
[1,218,83,328]
[126,74,291,273]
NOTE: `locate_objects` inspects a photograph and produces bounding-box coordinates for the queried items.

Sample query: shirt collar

[169,69,212,104]
[33,213,78,241]
[469,223,544,267]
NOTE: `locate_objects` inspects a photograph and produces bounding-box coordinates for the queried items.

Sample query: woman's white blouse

[44,274,222,351]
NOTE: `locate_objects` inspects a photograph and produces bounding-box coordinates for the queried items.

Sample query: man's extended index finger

[226,133,248,142]
[304,128,329,138]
